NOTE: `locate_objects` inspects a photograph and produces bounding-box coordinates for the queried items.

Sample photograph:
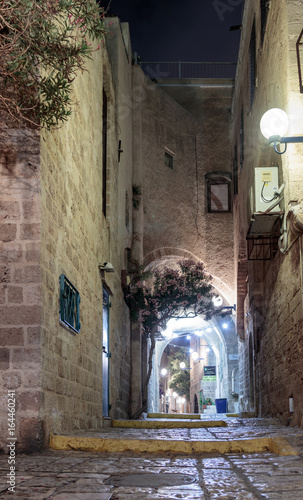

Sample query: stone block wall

[0,30,133,451]
[140,76,235,302]
[40,46,132,440]
[0,127,43,451]
[232,0,303,424]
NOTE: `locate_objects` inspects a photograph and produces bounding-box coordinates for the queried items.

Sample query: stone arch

[143,247,199,267]
[143,248,237,413]
[149,314,238,414]
[143,247,235,305]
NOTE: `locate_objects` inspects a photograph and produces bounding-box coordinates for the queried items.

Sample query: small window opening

[165,151,174,169]
[205,172,232,213]
[59,274,81,333]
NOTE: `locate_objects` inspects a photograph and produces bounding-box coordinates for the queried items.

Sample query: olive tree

[0,0,108,128]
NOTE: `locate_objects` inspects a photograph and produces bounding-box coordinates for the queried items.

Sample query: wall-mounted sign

[204,366,216,376]
[229,354,239,361]
[203,366,216,381]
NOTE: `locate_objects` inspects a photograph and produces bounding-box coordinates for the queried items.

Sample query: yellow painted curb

[147,413,201,419]
[268,437,299,456]
[226,413,239,417]
[49,434,298,456]
[112,419,227,428]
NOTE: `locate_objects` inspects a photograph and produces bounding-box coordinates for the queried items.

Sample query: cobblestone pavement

[2,418,303,499]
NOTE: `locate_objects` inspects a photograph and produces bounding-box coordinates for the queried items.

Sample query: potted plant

[203,397,213,408]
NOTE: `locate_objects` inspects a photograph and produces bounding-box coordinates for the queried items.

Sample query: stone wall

[0,127,42,452]
[140,76,235,303]
[231,0,303,423]
[40,40,132,440]
[0,23,133,451]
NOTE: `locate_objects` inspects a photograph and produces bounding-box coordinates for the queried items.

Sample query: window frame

[164,149,174,170]
[205,172,232,213]
[59,274,81,333]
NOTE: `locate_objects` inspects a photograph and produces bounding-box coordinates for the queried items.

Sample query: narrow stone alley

[2,416,303,499]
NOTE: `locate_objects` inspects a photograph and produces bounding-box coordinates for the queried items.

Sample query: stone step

[147,412,200,419]
[112,419,227,428]
[49,433,298,456]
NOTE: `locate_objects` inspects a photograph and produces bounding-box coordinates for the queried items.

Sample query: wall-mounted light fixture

[260,108,303,154]
[99,262,115,273]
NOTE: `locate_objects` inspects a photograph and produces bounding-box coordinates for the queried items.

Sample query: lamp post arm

[281,136,303,144]
[273,136,303,154]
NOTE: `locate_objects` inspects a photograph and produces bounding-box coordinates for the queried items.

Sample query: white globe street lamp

[260,108,303,154]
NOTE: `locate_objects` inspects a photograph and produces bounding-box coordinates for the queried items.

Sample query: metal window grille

[59,274,81,332]
[140,61,237,80]
[247,236,278,261]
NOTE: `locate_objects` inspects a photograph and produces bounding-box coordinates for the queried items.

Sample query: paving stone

[205,493,258,499]
[261,492,303,499]
[52,495,112,500]
[202,457,232,468]
[1,418,303,498]
[246,474,303,490]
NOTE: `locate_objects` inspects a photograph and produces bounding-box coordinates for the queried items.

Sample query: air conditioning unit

[247,166,283,257]
[254,166,279,213]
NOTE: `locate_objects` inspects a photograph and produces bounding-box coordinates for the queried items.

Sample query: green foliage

[168,350,189,375]
[125,260,216,417]
[169,371,190,401]
[0,0,108,128]
[202,396,214,405]
[125,260,216,336]
[168,350,190,400]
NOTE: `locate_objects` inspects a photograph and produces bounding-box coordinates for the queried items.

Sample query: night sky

[100,0,243,62]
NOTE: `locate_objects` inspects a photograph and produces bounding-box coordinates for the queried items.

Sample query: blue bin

[215,398,227,413]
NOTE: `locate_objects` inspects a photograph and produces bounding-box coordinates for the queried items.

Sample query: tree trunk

[131,327,156,419]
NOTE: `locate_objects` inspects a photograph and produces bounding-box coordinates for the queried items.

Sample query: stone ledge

[112,419,227,428]
[49,434,299,456]
[147,412,200,419]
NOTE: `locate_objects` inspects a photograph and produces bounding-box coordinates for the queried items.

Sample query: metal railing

[139,61,237,80]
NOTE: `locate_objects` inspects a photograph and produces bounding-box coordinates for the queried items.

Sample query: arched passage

[143,248,235,305]
[141,253,237,415]
[149,314,239,414]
